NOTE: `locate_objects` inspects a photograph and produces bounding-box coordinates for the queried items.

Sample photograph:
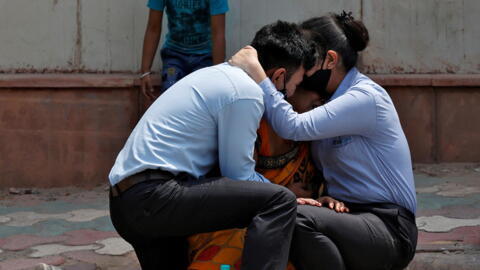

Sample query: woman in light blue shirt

[230,11,417,270]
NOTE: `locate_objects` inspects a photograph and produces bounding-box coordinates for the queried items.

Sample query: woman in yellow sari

[187,87,325,270]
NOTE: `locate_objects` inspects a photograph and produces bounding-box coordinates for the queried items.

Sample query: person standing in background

[140,0,228,100]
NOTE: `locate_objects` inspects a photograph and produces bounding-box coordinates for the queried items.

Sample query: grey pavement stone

[63,262,97,270]
[94,238,134,256]
[417,216,480,232]
[408,252,480,270]
[29,244,100,258]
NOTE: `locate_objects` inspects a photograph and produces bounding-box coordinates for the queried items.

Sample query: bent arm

[217,99,270,182]
[260,79,377,141]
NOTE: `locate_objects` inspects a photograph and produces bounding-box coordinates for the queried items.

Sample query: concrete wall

[0,75,141,187]
[1,74,479,187]
[0,0,479,74]
[1,0,479,187]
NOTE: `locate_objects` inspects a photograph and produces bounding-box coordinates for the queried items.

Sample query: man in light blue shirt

[109,21,316,270]
[110,63,270,184]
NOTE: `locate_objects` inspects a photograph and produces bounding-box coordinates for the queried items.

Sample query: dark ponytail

[301,11,370,70]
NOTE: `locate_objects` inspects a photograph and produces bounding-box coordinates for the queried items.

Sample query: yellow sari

[187,120,319,270]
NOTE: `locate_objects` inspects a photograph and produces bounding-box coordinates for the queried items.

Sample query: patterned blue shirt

[109,63,269,185]
[259,68,417,213]
[147,0,229,54]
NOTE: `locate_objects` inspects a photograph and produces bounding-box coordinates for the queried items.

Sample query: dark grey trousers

[109,175,297,270]
[291,204,417,270]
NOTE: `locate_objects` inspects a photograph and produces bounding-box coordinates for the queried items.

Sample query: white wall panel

[0,0,478,74]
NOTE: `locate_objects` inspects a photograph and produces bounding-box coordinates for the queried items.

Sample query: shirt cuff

[259,78,282,97]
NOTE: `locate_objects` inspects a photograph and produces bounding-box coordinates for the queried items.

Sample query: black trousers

[109,174,297,270]
[291,203,417,270]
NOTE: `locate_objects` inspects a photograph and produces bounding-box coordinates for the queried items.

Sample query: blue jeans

[160,47,213,94]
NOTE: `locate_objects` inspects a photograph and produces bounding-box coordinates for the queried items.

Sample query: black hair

[301,11,370,71]
[251,20,317,80]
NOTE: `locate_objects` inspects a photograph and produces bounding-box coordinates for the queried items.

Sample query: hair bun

[335,11,370,52]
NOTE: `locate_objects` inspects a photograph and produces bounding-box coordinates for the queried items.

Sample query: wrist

[140,66,151,73]
[139,71,151,79]
[250,65,267,84]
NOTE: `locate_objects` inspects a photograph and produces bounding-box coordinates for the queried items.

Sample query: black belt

[110,169,175,197]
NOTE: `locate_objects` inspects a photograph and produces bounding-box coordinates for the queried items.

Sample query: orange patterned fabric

[187,120,317,270]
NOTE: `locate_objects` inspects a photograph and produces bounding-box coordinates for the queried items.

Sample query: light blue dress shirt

[259,67,417,213]
[109,63,269,186]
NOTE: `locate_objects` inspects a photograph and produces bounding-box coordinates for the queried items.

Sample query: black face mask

[299,53,333,101]
[299,68,332,101]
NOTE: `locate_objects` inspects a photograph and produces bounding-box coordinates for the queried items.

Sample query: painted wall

[0,0,478,74]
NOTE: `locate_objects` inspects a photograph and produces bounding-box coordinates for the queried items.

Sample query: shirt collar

[329,67,359,101]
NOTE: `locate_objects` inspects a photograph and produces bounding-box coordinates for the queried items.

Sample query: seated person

[187,86,327,270]
[230,12,418,270]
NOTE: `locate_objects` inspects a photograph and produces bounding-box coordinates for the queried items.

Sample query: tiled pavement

[0,164,479,270]
[0,188,139,270]
[407,164,480,270]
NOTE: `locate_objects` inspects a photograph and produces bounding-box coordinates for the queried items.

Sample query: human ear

[325,50,339,69]
[271,68,286,88]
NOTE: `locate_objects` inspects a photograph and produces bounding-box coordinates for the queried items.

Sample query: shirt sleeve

[217,99,270,183]
[210,0,229,15]
[259,78,377,141]
[147,0,165,11]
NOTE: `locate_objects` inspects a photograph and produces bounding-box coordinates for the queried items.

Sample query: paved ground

[0,163,479,270]
[407,164,480,270]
